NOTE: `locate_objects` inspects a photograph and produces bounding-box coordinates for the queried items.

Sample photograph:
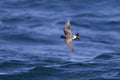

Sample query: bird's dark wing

[65,38,74,51]
[64,20,72,35]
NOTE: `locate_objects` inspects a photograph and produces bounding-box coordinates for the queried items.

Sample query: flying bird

[61,20,80,51]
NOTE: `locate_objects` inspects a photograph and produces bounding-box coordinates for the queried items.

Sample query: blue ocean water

[0,0,120,80]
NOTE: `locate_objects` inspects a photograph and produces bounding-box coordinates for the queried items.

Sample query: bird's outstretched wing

[65,38,74,51]
[64,20,72,35]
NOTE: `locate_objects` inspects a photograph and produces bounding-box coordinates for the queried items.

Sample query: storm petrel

[61,20,80,51]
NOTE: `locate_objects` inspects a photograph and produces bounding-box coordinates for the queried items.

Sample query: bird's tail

[75,33,80,39]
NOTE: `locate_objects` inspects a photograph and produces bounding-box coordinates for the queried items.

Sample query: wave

[94,52,120,60]
[0,60,34,76]
[0,30,56,44]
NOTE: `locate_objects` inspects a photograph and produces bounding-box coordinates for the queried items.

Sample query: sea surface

[0,0,120,80]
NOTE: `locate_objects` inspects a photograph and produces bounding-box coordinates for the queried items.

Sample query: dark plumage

[61,20,80,51]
